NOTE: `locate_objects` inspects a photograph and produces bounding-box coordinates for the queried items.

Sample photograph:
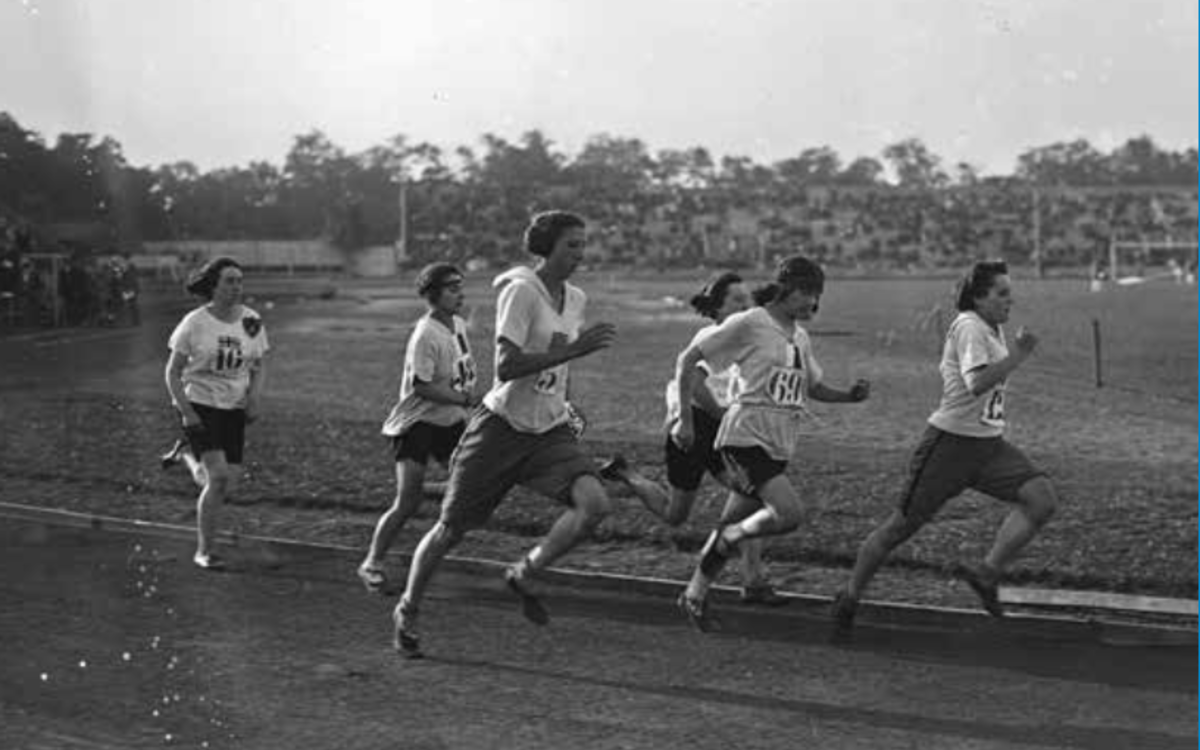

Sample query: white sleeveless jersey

[928,311,1008,438]
[664,323,737,423]
[694,307,824,461]
[483,266,586,434]
[381,312,477,437]
[168,305,270,410]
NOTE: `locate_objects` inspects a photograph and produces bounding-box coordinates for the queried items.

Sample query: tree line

[0,110,1195,264]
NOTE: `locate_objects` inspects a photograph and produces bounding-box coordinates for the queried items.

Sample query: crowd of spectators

[573,185,1198,271]
[0,240,140,329]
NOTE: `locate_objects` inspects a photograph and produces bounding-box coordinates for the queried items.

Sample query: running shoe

[192,551,225,571]
[392,600,422,659]
[677,592,719,633]
[504,560,550,626]
[160,439,187,470]
[597,454,629,482]
[357,563,386,593]
[959,565,1005,618]
[830,589,859,640]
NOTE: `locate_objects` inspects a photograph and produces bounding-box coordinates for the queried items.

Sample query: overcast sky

[3,0,1196,175]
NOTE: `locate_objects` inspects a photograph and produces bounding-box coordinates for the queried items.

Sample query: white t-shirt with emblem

[168,305,270,410]
[381,312,477,437]
[483,267,586,434]
[664,323,737,424]
[694,307,824,461]
[927,311,1008,438]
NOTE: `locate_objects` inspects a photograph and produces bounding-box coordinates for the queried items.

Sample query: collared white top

[168,305,269,410]
[694,307,824,461]
[483,266,586,434]
[928,311,1009,438]
[381,312,477,436]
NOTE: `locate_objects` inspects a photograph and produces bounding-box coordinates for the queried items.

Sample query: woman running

[672,255,870,631]
[162,257,269,570]
[601,272,787,605]
[831,260,1057,636]
[357,262,479,592]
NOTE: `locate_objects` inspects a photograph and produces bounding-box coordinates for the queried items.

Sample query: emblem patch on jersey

[242,316,262,338]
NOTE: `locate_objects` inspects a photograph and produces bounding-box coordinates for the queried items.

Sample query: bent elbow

[495,361,517,383]
[676,347,701,375]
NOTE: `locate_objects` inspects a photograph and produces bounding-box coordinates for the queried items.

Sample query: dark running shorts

[438,408,598,531]
[391,421,466,466]
[664,407,725,492]
[183,402,246,465]
[899,425,1045,522]
[718,444,788,498]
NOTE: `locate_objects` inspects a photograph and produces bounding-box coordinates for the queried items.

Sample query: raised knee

[1030,494,1056,525]
[1021,478,1058,525]
[572,476,614,519]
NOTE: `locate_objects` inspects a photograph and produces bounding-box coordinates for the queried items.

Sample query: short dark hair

[751,282,781,306]
[955,260,1008,311]
[416,262,463,301]
[185,257,242,300]
[775,255,825,295]
[689,272,742,320]
[524,211,586,257]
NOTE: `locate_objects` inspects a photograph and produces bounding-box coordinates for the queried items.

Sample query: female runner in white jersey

[391,211,618,657]
[356,263,480,592]
[162,257,269,570]
[831,261,1057,635]
[601,272,788,605]
[673,256,870,631]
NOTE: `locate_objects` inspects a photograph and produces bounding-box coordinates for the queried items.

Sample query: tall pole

[1032,187,1043,278]
[395,176,408,271]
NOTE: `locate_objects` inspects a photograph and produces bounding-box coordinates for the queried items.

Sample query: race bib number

[452,355,478,394]
[981,386,1006,427]
[215,335,245,373]
[767,366,806,407]
[534,366,566,396]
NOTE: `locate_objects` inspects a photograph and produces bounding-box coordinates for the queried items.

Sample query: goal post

[1104,238,1198,287]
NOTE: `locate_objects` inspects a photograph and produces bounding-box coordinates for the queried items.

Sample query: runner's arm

[164,350,199,424]
[494,323,616,382]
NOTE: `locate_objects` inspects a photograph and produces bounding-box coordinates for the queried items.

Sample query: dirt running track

[0,516,1193,750]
